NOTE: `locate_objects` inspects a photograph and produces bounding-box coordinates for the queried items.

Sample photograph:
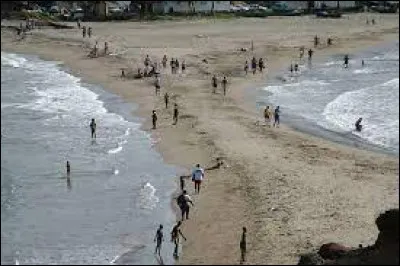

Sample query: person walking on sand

[90,118,97,139]
[173,103,179,125]
[192,163,205,194]
[154,224,164,255]
[273,106,280,127]
[244,60,249,75]
[258,58,264,72]
[264,106,271,126]
[177,190,194,221]
[162,55,168,68]
[222,76,228,96]
[88,27,92,38]
[164,92,169,109]
[171,221,186,258]
[152,110,158,129]
[314,35,319,47]
[82,26,86,38]
[240,227,247,264]
[212,75,218,94]
[251,57,257,75]
[155,77,161,95]
[104,42,108,55]
[181,60,186,73]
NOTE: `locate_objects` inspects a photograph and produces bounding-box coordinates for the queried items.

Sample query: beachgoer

[258,58,264,72]
[273,106,280,127]
[104,42,108,55]
[327,37,332,46]
[177,190,194,221]
[121,69,125,78]
[344,54,349,68]
[164,92,169,109]
[308,49,314,61]
[179,175,185,191]
[290,64,294,74]
[154,224,164,255]
[152,110,157,129]
[222,76,228,96]
[90,118,96,138]
[212,75,218,93]
[82,26,86,38]
[361,60,365,67]
[299,46,305,59]
[162,55,168,68]
[88,27,92,38]
[181,60,186,72]
[371,18,375,25]
[155,77,161,95]
[244,60,249,75]
[366,18,369,25]
[66,161,71,175]
[145,55,150,67]
[173,103,179,125]
[355,117,362,132]
[175,59,180,72]
[192,163,205,194]
[314,35,319,47]
[171,221,186,258]
[294,63,299,72]
[264,106,271,125]
[77,19,81,29]
[251,57,257,75]
[170,58,175,74]
[240,227,247,264]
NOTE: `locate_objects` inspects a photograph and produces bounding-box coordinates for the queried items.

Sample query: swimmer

[154,224,164,255]
[90,118,96,138]
[355,117,363,132]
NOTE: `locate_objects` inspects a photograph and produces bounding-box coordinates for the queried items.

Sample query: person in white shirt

[192,163,205,194]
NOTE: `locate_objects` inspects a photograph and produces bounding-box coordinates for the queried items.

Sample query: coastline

[1,14,399,264]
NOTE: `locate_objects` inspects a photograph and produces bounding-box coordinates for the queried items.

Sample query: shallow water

[1,52,179,265]
[257,41,399,155]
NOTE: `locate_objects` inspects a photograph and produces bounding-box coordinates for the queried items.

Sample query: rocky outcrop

[298,209,399,265]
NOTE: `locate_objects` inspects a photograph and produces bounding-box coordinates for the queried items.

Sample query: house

[152,1,230,14]
[94,1,109,19]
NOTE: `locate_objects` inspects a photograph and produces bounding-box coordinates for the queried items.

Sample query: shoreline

[252,39,399,158]
[2,14,399,264]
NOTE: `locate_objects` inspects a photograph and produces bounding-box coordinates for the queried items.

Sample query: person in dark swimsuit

[355,117,363,132]
[154,224,164,255]
[171,221,186,258]
[90,118,96,138]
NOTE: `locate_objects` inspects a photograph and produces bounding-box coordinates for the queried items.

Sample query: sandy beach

[1,13,399,264]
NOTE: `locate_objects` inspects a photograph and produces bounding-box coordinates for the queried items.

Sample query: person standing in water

[273,106,280,127]
[192,163,205,194]
[344,54,349,68]
[152,110,158,129]
[171,221,186,258]
[177,189,194,221]
[240,227,247,264]
[173,103,179,125]
[355,117,363,132]
[244,60,249,75]
[308,49,314,61]
[154,224,164,255]
[90,118,96,138]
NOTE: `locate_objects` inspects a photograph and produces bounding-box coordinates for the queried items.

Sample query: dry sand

[1,14,399,265]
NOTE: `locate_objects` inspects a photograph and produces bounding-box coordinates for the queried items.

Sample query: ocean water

[257,41,399,155]
[1,52,178,265]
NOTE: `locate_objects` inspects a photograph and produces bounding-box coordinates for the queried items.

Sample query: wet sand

[1,14,399,264]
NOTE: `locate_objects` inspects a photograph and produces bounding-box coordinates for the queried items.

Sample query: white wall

[154,1,230,14]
